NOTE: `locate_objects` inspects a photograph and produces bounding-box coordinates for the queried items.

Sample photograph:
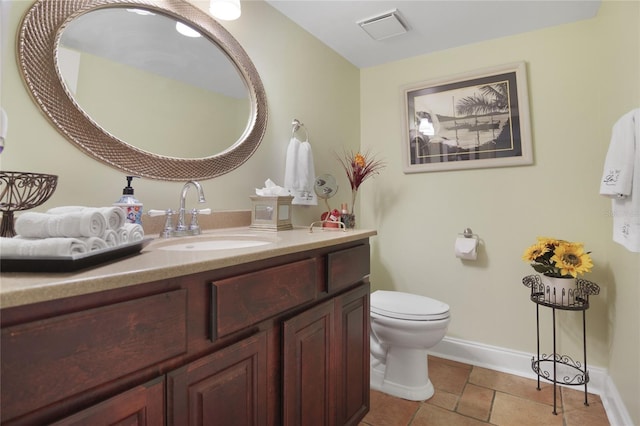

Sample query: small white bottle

[114,176,143,225]
[340,203,351,228]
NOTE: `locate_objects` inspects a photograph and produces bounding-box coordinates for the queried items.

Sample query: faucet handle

[158,209,174,238]
[188,208,207,234]
[148,209,170,217]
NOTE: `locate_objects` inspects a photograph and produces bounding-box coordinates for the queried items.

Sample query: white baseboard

[429,336,632,426]
[601,375,636,426]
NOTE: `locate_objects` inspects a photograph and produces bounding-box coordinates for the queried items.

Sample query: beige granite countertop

[0,226,376,309]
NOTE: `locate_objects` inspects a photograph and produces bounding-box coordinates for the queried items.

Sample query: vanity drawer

[327,243,370,292]
[211,258,317,339]
[1,289,188,423]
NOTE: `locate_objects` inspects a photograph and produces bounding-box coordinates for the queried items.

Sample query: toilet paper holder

[460,227,477,238]
[455,228,479,260]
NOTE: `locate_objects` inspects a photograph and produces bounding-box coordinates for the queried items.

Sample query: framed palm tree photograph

[401,62,532,173]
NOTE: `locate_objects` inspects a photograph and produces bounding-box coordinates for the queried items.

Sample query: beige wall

[1,0,360,227]
[2,0,638,422]
[594,2,640,423]
[360,1,639,422]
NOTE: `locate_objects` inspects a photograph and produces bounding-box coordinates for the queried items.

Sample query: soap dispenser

[114,176,143,225]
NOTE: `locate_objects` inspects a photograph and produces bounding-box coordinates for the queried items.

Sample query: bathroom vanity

[0,227,374,426]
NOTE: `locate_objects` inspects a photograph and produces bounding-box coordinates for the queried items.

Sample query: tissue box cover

[249,196,293,231]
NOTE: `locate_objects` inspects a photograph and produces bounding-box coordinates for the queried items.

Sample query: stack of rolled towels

[0,206,145,257]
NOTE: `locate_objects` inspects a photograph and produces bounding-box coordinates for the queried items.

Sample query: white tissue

[454,237,478,260]
[255,179,292,197]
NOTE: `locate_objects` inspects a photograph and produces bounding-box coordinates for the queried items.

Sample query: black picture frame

[402,62,533,173]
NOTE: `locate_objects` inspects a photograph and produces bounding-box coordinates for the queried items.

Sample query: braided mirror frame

[18,0,267,181]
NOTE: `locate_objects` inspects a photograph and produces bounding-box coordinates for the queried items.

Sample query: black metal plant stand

[522,275,600,415]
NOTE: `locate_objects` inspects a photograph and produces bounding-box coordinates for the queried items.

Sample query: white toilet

[370,290,450,401]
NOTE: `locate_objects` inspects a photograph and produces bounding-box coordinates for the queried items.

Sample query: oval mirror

[18,0,267,181]
[314,173,338,213]
[57,8,251,159]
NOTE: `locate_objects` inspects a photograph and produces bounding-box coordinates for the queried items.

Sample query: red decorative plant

[337,150,386,214]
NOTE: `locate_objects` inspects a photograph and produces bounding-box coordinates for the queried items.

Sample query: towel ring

[291,119,309,142]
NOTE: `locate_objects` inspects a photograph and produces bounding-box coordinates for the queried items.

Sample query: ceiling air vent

[357,9,408,41]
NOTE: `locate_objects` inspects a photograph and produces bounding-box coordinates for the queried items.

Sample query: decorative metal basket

[0,171,58,237]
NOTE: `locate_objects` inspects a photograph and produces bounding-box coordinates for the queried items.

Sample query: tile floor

[361,356,611,426]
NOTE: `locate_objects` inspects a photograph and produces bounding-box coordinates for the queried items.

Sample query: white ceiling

[59,8,247,97]
[264,0,602,68]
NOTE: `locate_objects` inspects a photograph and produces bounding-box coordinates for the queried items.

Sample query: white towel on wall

[0,108,8,145]
[284,136,318,205]
[295,141,317,205]
[284,136,301,195]
[600,108,640,252]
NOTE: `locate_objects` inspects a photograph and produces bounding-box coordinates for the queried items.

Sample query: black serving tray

[1,238,153,273]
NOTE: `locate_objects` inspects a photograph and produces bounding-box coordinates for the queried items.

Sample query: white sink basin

[155,236,272,252]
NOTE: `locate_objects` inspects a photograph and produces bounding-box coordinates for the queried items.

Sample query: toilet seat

[371,290,450,321]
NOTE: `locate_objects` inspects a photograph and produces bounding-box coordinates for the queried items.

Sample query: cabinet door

[50,377,164,426]
[167,331,268,426]
[335,284,370,426]
[282,299,336,426]
[1,290,187,424]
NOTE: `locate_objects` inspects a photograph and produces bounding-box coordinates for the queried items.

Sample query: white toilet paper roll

[454,237,478,260]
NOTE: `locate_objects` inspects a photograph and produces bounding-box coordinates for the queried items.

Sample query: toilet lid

[370,290,450,321]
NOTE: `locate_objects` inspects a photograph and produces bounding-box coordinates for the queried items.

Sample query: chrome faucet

[176,180,206,232]
[147,181,210,238]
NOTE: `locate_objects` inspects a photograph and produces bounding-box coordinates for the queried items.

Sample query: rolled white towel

[1,237,88,257]
[101,229,118,248]
[122,223,144,243]
[47,206,126,230]
[79,236,109,252]
[105,207,127,230]
[15,211,107,238]
[45,205,85,214]
[115,227,129,245]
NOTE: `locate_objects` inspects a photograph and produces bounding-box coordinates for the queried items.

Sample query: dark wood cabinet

[168,331,269,426]
[50,378,165,426]
[283,298,336,425]
[282,283,370,426]
[1,240,371,426]
[336,285,370,426]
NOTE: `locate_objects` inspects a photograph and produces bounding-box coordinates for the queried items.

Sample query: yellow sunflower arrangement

[522,237,593,278]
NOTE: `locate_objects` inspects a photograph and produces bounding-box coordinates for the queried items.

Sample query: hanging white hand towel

[0,108,8,145]
[284,134,318,205]
[294,141,317,205]
[284,136,301,197]
[599,108,640,252]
